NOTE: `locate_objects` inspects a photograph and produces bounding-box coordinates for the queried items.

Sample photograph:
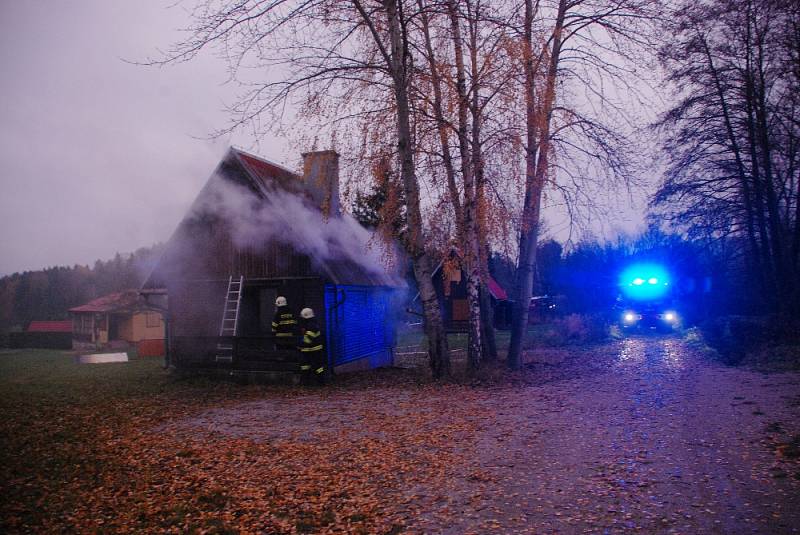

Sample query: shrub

[545,313,608,346]
[699,315,800,365]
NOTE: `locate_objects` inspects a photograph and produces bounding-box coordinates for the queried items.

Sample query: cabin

[417,252,512,332]
[69,291,165,355]
[7,320,73,349]
[142,147,400,379]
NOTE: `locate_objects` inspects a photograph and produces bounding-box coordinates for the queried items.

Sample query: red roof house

[69,290,165,355]
[27,320,72,333]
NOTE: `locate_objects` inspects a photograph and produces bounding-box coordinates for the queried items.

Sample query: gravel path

[425,336,800,534]
[164,335,800,533]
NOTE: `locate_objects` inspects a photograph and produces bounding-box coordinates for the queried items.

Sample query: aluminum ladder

[216,275,244,363]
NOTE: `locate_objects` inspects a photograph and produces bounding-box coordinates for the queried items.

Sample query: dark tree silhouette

[0,245,162,334]
[653,0,800,314]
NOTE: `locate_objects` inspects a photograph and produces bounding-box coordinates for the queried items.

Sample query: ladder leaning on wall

[215,275,244,363]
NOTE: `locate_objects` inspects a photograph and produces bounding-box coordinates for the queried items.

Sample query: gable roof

[411,256,509,303]
[143,147,401,288]
[486,277,508,300]
[430,258,509,300]
[69,290,152,314]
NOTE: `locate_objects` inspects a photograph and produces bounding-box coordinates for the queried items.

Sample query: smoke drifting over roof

[197,173,402,286]
[142,147,403,290]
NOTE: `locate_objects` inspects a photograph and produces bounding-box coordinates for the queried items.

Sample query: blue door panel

[325,285,393,366]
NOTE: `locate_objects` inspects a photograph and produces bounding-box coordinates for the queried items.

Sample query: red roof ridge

[231,147,300,179]
[69,290,147,313]
[27,320,72,333]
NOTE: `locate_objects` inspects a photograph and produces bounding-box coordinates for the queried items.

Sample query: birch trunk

[419,1,465,241]
[508,0,567,369]
[383,0,451,379]
[447,0,483,373]
[468,1,497,362]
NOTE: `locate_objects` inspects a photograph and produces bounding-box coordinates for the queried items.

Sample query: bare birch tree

[413,0,517,371]
[506,0,658,369]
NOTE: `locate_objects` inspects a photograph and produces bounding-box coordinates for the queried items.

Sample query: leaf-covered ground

[1,337,799,533]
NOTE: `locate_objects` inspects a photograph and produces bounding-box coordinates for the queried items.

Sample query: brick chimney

[302,150,340,218]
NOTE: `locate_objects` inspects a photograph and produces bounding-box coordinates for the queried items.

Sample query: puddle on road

[614,336,689,412]
[617,338,646,366]
[661,338,686,371]
[615,336,686,372]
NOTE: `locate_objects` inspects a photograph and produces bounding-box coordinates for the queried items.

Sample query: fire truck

[616,262,680,332]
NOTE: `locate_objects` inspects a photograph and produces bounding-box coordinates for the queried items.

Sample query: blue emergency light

[619,263,671,301]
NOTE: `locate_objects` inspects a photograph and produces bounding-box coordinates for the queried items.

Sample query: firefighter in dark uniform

[298,307,326,384]
[271,296,297,350]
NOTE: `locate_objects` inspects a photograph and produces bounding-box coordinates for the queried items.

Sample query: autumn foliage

[0,352,486,534]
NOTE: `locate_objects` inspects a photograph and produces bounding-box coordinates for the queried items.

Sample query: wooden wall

[117,312,164,342]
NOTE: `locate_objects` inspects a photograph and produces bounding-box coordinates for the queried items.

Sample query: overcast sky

[0,1,289,276]
[0,1,649,277]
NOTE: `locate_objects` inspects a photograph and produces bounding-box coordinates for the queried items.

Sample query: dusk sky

[0,0,648,277]
[0,1,288,276]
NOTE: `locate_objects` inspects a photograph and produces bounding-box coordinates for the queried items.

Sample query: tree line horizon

[0,225,761,349]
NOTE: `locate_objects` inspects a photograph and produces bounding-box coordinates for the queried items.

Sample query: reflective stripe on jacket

[298,319,324,354]
[271,307,296,338]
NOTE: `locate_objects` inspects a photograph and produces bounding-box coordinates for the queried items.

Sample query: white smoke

[193,173,403,285]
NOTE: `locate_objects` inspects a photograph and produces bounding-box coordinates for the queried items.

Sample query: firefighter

[298,307,326,384]
[271,296,297,350]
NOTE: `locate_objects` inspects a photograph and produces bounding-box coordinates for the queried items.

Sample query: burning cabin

[142,148,400,378]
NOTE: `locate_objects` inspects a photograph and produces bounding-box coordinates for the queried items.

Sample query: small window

[146,312,162,328]
[76,315,92,334]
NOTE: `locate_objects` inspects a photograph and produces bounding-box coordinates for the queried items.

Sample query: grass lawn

[0,348,168,402]
[1,348,474,533]
[0,349,279,533]
[0,329,594,533]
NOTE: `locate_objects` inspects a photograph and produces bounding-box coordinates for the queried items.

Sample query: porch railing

[171,335,303,371]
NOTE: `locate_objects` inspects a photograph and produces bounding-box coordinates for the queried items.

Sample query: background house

[27,320,72,335]
[69,290,165,355]
[414,252,512,332]
[142,147,401,378]
[7,320,73,349]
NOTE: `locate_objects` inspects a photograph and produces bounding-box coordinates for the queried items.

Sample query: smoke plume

[194,173,403,285]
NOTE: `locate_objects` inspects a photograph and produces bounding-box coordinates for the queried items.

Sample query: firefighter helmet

[300,307,315,319]
[275,296,288,307]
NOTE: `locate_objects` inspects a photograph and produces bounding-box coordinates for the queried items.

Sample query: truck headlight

[663,312,676,322]
[624,312,636,323]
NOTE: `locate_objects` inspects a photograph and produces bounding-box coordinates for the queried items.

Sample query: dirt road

[167,335,800,533]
